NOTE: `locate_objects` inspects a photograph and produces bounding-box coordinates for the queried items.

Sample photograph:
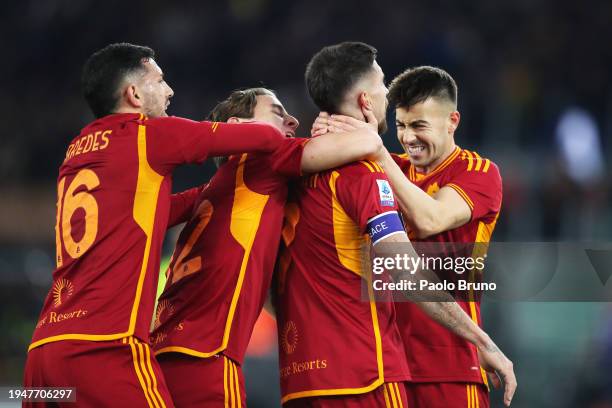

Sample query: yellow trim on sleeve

[482,159,491,173]
[445,183,474,210]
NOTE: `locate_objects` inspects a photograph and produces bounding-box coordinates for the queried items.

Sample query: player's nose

[285,114,299,131]
[400,131,417,145]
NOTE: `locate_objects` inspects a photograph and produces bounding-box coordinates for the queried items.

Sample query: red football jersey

[150,138,307,365]
[275,160,410,404]
[391,146,502,384]
[30,113,287,350]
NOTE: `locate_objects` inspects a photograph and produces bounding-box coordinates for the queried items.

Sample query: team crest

[281,320,299,355]
[376,179,395,206]
[153,299,175,330]
[52,278,74,308]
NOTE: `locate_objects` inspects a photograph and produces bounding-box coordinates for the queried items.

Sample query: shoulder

[336,160,386,178]
[450,149,501,179]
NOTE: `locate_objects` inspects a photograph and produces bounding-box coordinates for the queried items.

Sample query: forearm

[378,150,444,237]
[375,233,489,348]
[207,122,284,156]
[301,129,382,173]
[416,301,491,347]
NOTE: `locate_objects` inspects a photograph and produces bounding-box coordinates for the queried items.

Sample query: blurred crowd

[2,1,612,407]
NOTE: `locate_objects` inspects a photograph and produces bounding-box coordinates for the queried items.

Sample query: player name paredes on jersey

[64,129,111,162]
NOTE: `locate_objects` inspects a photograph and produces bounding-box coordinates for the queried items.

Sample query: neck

[113,105,144,115]
[337,104,365,122]
[416,142,457,174]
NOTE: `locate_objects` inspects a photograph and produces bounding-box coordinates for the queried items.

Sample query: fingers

[502,365,517,407]
[361,105,377,124]
[311,116,329,137]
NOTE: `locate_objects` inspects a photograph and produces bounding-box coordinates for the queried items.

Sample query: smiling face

[395,97,460,172]
[133,58,174,117]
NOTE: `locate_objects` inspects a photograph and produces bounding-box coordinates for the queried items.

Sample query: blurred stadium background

[2,1,612,407]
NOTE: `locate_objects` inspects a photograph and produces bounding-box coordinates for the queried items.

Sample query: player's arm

[323,111,470,238]
[369,221,516,406]
[378,148,471,238]
[147,117,287,175]
[168,184,207,228]
[299,124,383,174]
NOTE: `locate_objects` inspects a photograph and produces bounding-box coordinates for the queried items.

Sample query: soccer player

[322,66,504,407]
[150,87,384,407]
[277,42,515,408]
[22,43,322,407]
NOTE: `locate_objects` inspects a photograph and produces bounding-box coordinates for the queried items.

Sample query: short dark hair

[81,43,155,118]
[387,66,458,110]
[305,42,377,113]
[207,87,275,168]
[207,87,274,122]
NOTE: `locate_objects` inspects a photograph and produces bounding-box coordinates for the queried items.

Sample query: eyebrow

[409,120,429,126]
[271,103,286,115]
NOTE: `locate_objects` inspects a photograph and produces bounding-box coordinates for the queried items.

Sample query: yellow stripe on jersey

[388,383,398,408]
[139,338,166,408]
[393,383,403,408]
[445,183,475,210]
[228,360,236,408]
[371,161,384,173]
[473,152,483,172]
[383,384,392,408]
[130,124,164,335]
[482,159,491,173]
[128,337,157,408]
[329,171,366,276]
[360,160,376,172]
[464,150,474,171]
[233,360,242,407]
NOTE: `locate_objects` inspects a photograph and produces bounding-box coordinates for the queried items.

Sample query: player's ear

[227,117,241,124]
[449,110,460,134]
[359,92,373,110]
[124,84,142,108]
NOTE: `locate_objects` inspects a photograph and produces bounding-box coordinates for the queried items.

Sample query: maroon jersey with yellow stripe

[150,139,306,365]
[30,113,285,350]
[275,160,410,404]
[392,146,502,384]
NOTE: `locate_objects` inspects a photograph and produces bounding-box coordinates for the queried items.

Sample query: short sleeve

[334,163,399,233]
[444,159,502,221]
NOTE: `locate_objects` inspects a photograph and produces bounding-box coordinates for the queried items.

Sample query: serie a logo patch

[376,179,395,207]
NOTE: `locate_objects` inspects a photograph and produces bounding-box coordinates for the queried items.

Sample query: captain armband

[367,211,405,245]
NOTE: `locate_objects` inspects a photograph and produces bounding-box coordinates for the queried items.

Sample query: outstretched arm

[372,230,516,406]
